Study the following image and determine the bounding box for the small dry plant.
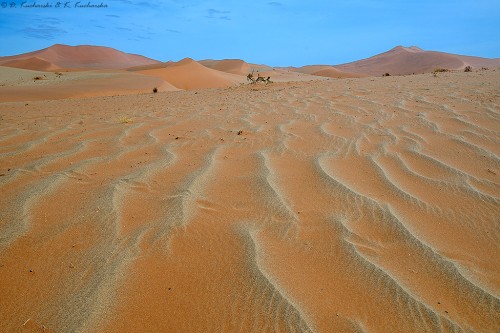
[118,117,133,124]
[247,72,272,84]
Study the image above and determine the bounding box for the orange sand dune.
[134,58,247,90]
[336,45,500,76]
[2,56,61,71]
[197,62,325,83]
[0,66,177,102]
[0,70,499,333]
[199,59,251,75]
[454,54,500,69]
[0,44,160,71]
[126,61,175,72]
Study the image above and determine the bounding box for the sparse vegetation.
[118,117,132,124]
[247,72,272,84]
[257,76,272,84]
[464,66,472,72]
[153,87,158,93]
[433,68,449,73]
[383,73,390,77]
[33,76,43,80]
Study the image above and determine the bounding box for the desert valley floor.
[0,70,499,332]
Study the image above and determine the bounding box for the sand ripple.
[0,71,499,332]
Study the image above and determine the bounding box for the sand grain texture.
[0,70,499,333]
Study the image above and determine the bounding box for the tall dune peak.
[0,44,160,70]
[389,45,424,53]
[176,57,197,65]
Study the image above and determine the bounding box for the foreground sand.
[0,70,499,332]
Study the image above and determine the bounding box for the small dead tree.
[247,73,256,83]
[248,73,272,84]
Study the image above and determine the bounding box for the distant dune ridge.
[199,59,273,75]
[130,57,247,90]
[334,45,500,76]
[0,44,160,70]
[199,59,252,75]
[1,44,499,101]
[286,65,366,78]
[1,43,498,77]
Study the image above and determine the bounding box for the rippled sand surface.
[0,70,499,332]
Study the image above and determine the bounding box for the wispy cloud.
[106,14,121,18]
[33,16,62,25]
[206,8,231,20]
[268,2,282,6]
[136,35,153,40]
[166,28,180,33]
[207,9,230,16]
[20,24,67,40]
[136,1,155,8]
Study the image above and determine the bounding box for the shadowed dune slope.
[0,70,499,333]
[0,44,160,71]
[336,45,500,76]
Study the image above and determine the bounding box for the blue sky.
[0,0,499,66]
